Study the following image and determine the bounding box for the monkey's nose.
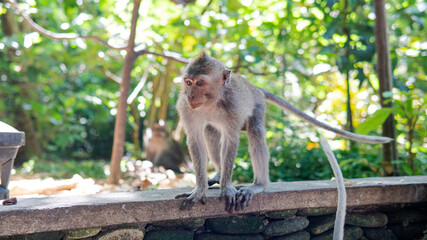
[188,95,195,101]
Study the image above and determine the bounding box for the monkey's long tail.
[320,136,346,240]
[259,88,393,144]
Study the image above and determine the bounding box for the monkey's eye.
[186,81,192,86]
[196,81,204,86]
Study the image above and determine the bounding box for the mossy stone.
[195,233,264,240]
[298,207,336,217]
[0,231,64,240]
[363,228,397,240]
[206,215,265,234]
[263,216,309,237]
[271,231,310,240]
[266,210,298,219]
[311,226,363,240]
[144,230,193,240]
[307,215,335,235]
[345,212,388,227]
[152,219,205,229]
[66,227,102,239]
[94,228,144,240]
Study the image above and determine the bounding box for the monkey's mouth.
[189,102,203,109]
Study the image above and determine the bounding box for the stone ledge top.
[0,176,426,236]
[0,121,25,146]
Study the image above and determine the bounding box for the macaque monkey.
[145,123,185,172]
[175,51,393,213]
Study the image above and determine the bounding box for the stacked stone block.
[1,203,425,240]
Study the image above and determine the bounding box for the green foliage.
[392,89,427,175]
[20,158,107,179]
[355,108,393,135]
[1,0,425,181]
[334,145,383,178]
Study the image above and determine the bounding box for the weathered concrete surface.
[0,176,425,236]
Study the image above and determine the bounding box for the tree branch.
[104,70,122,84]
[169,0,196,6]
[7,0,272,72]
[231,64,275,76]
[201,0,214,15]
[5,0,192,65]
[127,0,140,52]
[5,0,127,50]
[135,47,190,64]
[127,65,151,104]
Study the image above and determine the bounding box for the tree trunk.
[158,61,174,121]
[345,72,354,132]
[343,0,355,149]
[130,102,141,153]
[108,0,141,184]
[147,75,161,125]
[374,0,398,176]
[344,26,354,134]
[1,2,19,35]
[13,99,42,164]
[4,0,186,181]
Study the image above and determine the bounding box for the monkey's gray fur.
[175,50,393,213]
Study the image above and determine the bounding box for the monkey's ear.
[222,69,231,85]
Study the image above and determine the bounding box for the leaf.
[355,108,393,135]
[402,164,413,175]
[382,91,393,98]
[0,6,7,15]
[323,19,339,39]
[356,67,366,88]
[404,97,414,116]
[326,0,336,8]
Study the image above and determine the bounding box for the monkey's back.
[229,73,266,112]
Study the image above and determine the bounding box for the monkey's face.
[181,51,230,110]
[183,74,217,110]
[152,126,167,138]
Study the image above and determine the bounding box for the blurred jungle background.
[0,0,425,196]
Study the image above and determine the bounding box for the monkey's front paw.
[175,188,206,210]
[220,185,238,213]
[235,188,255,211]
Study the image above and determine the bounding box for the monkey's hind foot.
[235,184,264,211]
[235,188,254,211]
[175,188,207,210]
[208,172,221,186]
[219,185,238,213]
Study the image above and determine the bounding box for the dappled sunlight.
[10,160,196,198]
[1,0,425,193]
[9,174,101,197]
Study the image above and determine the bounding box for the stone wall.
[2,203,426,240]
[0,177,426,240]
